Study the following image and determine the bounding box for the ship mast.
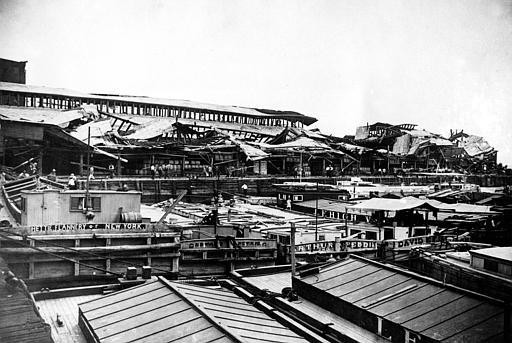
[85,127,91,214]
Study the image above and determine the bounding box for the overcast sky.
[1,0,512,165]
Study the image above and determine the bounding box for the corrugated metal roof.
[349,197,497,215]
[0,105,84,127]
[462,135,494,157]
[348,197,442,212]
[0,105,125,161]
[123,119,175,140]
[294,199,353,212]
[71,119,114,146]
[260,136,332,151]
[439,202,495,214]
[0,81,317,125]
[299,256,505,342]
[79,277,310,343]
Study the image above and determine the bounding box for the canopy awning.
[349,196,498,214]
[348,197,443,212]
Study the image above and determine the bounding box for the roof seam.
[101,307,196,340]
[213,315,284,328]
[165,325,223,343]
[306,262,364,285]
[81,283,166,312]
[377,285,442,317]
[125,314,204,343]
[398,294,467,326]
[92,297,182,328]
[197,299,261,313]
[357,277,417,307]
[440,311,504,342]
[341,273,409,302]
[330,269,394,297]
[418,303,498,336]
[159,277,248,343]
[324,267,382,291]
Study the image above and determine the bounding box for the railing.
[39,176,66,189]
[1,180,24,224]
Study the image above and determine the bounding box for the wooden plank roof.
[37,294,102,343]
[78,277,309,343]
[298,255,506,342]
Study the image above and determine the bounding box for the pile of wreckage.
[347,122,500,174]
[0,103,504,177]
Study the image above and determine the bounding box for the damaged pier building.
[0,68,508,185]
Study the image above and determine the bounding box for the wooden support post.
[291,222,296,277]
[73,261,79,276]
[29,239,35,279]
[79,153,84,176]
[117,154,122,176]
[335,237,341,252]
[29,259,35,279]
[172,256,179,272]
[38,150,43,175]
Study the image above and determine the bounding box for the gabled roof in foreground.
[297,255,505,342]
[78,276,309,343]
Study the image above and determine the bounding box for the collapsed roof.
[0,103,501,175]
